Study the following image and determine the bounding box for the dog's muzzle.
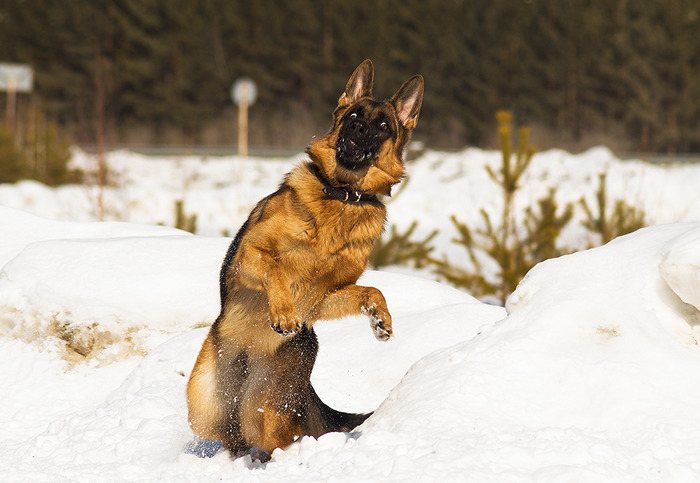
[336,118,378,169]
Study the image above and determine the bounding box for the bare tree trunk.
[94,53,107,220]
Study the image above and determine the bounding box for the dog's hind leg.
[238,327,318,454]
[187,330,249,454]
[187,331,225,440]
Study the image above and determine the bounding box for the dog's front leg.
[311,285,393,341]
[237,246,302,336]
[265,269,303,336]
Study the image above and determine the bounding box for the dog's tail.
[309,385,372,433]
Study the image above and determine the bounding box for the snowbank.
[0,207,228,359]
[2,202,700,480]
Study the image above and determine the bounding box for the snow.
[1,147,700,481]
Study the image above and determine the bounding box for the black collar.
[322,185,378,203]
[309,164,378,203]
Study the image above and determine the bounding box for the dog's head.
[307,60,423,196]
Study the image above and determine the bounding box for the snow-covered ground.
[1,148,700,481]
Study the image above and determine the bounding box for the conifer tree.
[433,111,573,303]
[580,172,645,246]
[1,0,699,150]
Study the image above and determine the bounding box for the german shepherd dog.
[187,60,423,461]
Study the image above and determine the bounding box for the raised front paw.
[270,302,302,337]
[362,303,393,341]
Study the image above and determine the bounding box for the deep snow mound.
[0,206,228,361]
[366,223,700,435]
[659,225,700,313]
[3,209,700,479]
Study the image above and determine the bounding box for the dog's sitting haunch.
[187,60,423,461]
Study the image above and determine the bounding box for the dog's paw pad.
[362,303,393,341]
[270,323,298,337]
[246,447,271,463]
[371,318,392,341]
[367,313,392,341]
[270,314,302,336]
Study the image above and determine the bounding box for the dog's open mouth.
[336,134,377,169]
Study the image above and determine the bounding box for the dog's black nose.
[348,118,369,138]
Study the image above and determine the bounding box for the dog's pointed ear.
[339,59,374,107]
[391,74,424,130]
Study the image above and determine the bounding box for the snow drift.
[2,202,700,480]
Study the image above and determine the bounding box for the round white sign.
[231,77,257,106]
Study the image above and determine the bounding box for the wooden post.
[231,77,256,160]
[1,64,33,130]
[6,77,17,129]
[238,81,248,158]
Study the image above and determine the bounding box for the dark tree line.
[1,0,699,151]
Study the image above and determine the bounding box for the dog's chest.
[282,206,384,281]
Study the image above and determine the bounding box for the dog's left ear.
[339,59,374,107]
[391,75,424,130]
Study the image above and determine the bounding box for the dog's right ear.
[339,59,374,107]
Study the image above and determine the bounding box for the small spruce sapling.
[580,172,645,245]
[369,221,437,270]
[434,111,573,303]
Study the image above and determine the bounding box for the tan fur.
[187,60,423,460]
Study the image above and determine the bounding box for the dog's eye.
[379,121,388,131]
[349,112,358,120]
